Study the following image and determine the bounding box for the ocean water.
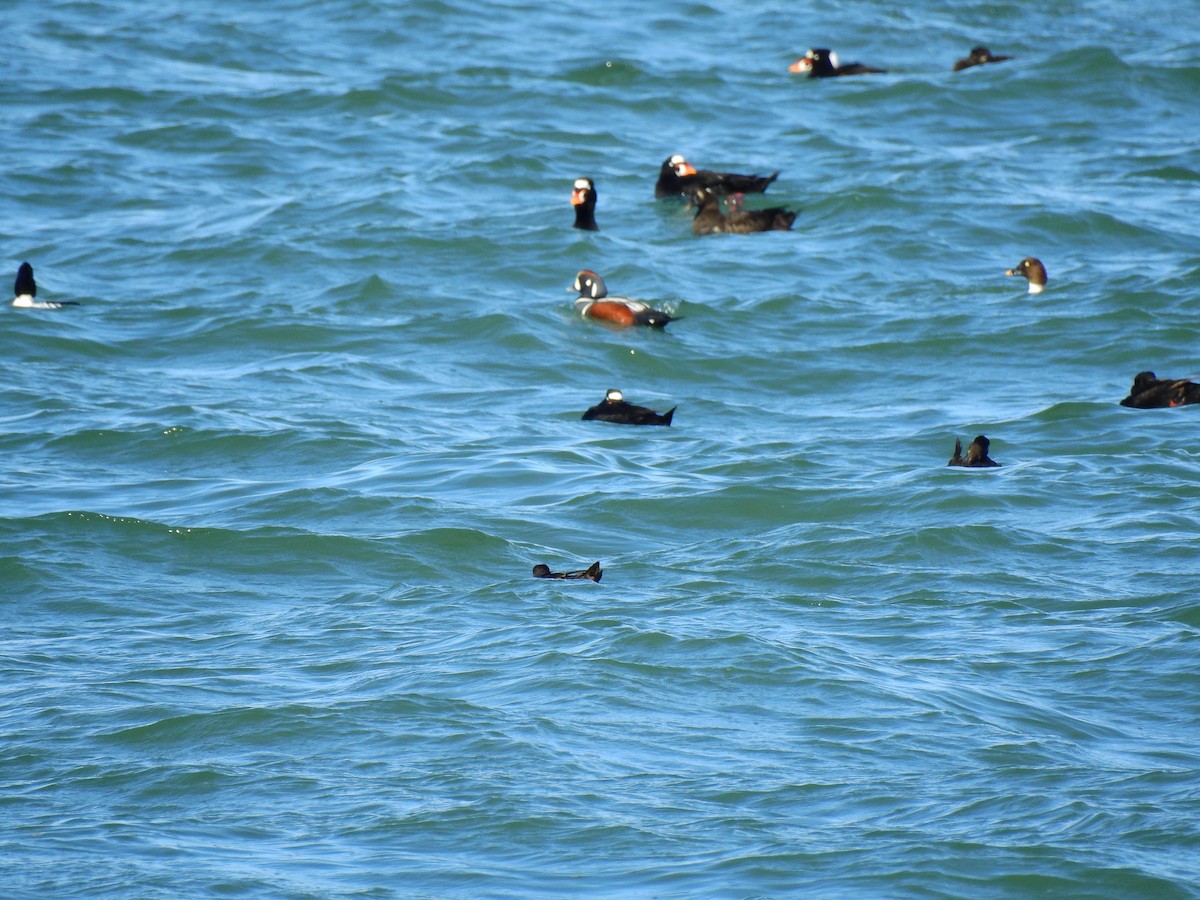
[3,0,1200,896]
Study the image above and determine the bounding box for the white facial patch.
[606,389,623,402]
[574,178,590,190]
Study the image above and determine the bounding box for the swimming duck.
[11,262,80,309]
[569,270,676,328]
[582,388,675,426]
[1005,257,1047,294]
[691,190,797,236]
[533,561,603,582]
[1119,371,1200,409]
[655,154,779,200]
[788,48,886,77]
[953,46,1012,72]
[571,177,599,231]
[948,435,1000,467]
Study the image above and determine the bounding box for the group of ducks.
[8,40,1192,580]
[785,45,1012,78]
[571,156,796,238]
[556,38,1200,491]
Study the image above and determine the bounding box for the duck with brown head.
[1119,371,1200,409]
[533,561,602,582]
[953,46,1012,72]
[948,435,1000,467]
[690,189,797,236]
[1005,257,1047,294]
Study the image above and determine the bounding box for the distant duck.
[948,435,1000,467]
[691,190,797,236]
[1005,257,1047,294]
[569,270,676,328]
[1119,371,1200,409]
[655,154,779,200]
[11,262,80,309]
[953,46,1012,72]
[533,561,603,582]
[788,48,886,77]
[582,388,675,426]
[571,177,599,231]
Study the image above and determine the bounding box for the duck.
[1119,371,1200,409]
[1005,257,1047,294]
[953,46,1012,72]
[788,48,886,77]
[948,435,1000,467]
[571,177,599,231]
[569,270,676,328]
[11,262,80,309]
[655,154,779,200]
[582,388,675,426]
[533,561,603,582]
[691,190,797,236]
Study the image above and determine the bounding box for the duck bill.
[674,162,697,177]
[788,58,812,73]
[571,188,586,206]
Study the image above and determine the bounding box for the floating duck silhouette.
[691,190,796,236]
[655,154,779,200]
[948,435,1000,467]
[953,46,1012,72]
[1119,371,1200,409]
[11,262,80,309]
[569,270,676,328]
[533,561,602,582]
[571,177,598,231]
[582,388,675,426]
[789,48,886,77]
[1005,257,1047,294]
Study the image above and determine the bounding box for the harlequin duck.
[690,190,796,236]
[582,388,675,426]
[788,48,886,77]
[533,561,603,582]
[655,154,779,200]
[953,46,1012,72]
[1005,257,1047,294]
[11,262,80,309]
[1119,371,1200,409]
[948,435,1000,467]
[571,177,598,231]
[569,270,677,328]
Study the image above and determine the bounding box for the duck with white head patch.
[571,177,598,231]
[655,154,780,200]
[788,48,886,77]
[569,270,677,328]
[582,389,675,426]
